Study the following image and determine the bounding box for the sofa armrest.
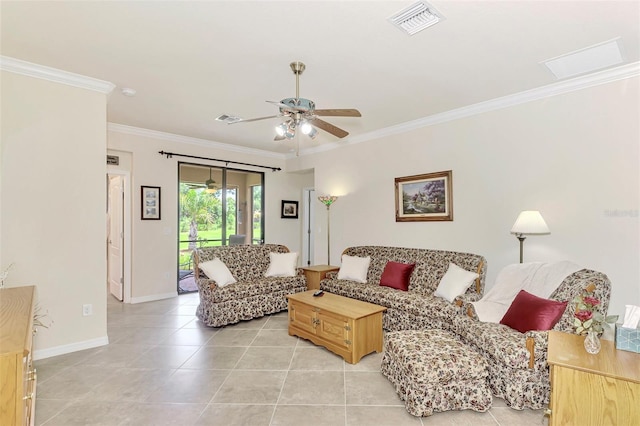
[325,270,339,279]
[455,297,480,320]
[524,330,550,369]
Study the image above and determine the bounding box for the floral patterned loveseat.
[451,270,611,410]
[193,244,307,327]
[319,246,487,331]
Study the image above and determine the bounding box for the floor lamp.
[318,195,338,265]
[510,210,550,263]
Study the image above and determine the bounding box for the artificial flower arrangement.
[573,285,617,335]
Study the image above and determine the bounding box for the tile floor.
[34,293,549,425]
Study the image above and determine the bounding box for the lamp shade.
[511,211,550,235]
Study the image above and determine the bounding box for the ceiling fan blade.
[266,100,293,109]
[231,115,280,124]
[310,118,349,139]
[314,108,361,117]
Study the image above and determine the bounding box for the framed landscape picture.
[281,200,299,219]
[395,170,453,222]
[141,186,161,220]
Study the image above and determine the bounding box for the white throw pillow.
[434,263,480,302]
[199,258,237,288]
[265,252,298,277]
[337,254,371,283]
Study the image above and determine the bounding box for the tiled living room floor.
[34,293,548,425]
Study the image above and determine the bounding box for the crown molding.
[108,123,285,160]
[0,56,115,94]
[332,61,640,150]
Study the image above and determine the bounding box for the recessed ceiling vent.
[388,1,445,36]
[216,114,242,124]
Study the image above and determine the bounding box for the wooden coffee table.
[286,290,386,364]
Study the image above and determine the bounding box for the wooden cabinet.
[287,291,385,364]
[547,330,640,425]
[302,265,340,290]
[0,286,37,426]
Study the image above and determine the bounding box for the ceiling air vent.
[216,114,242,124]
[388,1,445,36]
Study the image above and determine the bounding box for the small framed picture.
[281,200,299,219]
[141,186,161,220]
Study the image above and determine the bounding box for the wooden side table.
[547,330,640,425]
[302,265,339,290]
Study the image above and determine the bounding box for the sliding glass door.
[178,163,264,293]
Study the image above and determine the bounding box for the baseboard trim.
[33,336,109,361]
[130,291,178,304]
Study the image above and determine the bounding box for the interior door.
[107,174,124,301]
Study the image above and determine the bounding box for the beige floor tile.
[34,399,71,426]
[235,346,295,370]
[278,370,345,405]
[290,346,345,371]
[263,316,289,330]
[489,406,548,426]
[146,369,230,404]
[419,409,499,425]
[81,368,174,402]
[252,328,298,347]
[168,304,199,315]
[345,371,402,406]
[129,344,200,369]
[77,343,153,367]
[160,327,217,346]
[112,326,177,345]
[344,351,383,371]
[207,328,259,346]
[271,405,346,426]
[36,365,113,400]
[181,345,248,370]
[346,405,422,426]
[196,404,275,426]
[42,400,137,426]
[212,370,287,404]
[224,316,270,329]
[121,402,207,425]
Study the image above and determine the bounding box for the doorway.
[106,172,131,302]
[177,163,264,293]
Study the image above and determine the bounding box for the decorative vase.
[583,330,601,354]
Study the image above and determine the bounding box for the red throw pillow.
[500,290,568,333]
[379,261,415,291]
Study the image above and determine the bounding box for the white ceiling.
[2,1,639,155]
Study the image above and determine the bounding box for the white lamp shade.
[511,211,550,235]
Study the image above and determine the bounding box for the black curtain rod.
[158,151,281,172]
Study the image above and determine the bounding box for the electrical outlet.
[82,304,93,316]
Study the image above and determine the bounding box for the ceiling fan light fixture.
[307,126,318,140]
[300,121,313,135]
[205,168,217,193]
[388,1,444,36]
[275,122,287,137]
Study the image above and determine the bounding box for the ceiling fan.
[220,61,361,140]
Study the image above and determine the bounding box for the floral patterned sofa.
[193,244,307,327]
[452,269,611,410]
[319,246,487,331]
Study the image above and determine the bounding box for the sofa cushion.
[499,290,567,333]
[265,252,298,277]
[199,258,236,287]
[434,263,480,303]
[379,261,415,291]
[337,254,371,283]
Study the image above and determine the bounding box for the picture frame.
[141,186,161,220]
[395,170,453,222]
[281,200,299,219]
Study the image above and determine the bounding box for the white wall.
[288,76,640,319]
[1,71,109,358]
[107,129,300,301]
[264,168,314,261]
